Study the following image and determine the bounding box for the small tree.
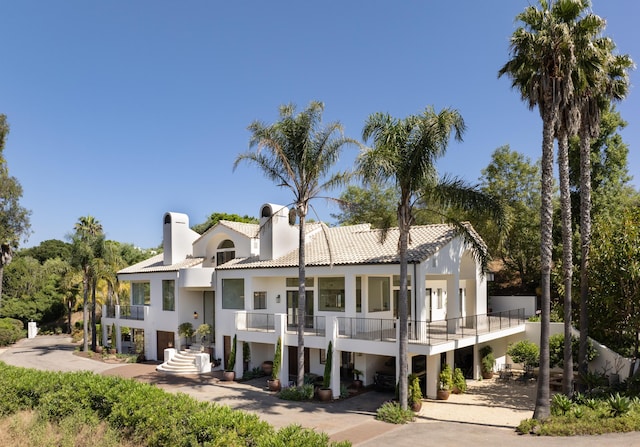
[439,364,453,391]
[453,367,467,393]
[508,340,540,371]
[195,323,211,345]
[408,374,423,407]
[178,322,195,345]
[226,334,237,372]
[479,345,495,377]
[272,337,282,380]
[323,341,333,389]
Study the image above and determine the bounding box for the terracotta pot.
[436,389,450,400]
[452,385,461,394]
[482,371,494,380]
[352,379,363,389]
[222,370,236,382]
[95,346,103,354]
[262,361,273,376]
[109,348,117,355]
[317,388,332,401]
[410,400,423,412]
[267,378,281,392]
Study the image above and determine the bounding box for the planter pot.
[482,371,494,380]
[222,371,236,382]
[317,388,332,402]
[452,385,461,394]
[351,379,363,389]
[267,378,281,392]
[410,400,423,412]
[109,348,117,355]
[95,346,103,354]
[436,389,450,400]
[262,361,273,376]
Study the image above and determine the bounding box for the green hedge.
[0,362,351,446]
[0,318,25,346]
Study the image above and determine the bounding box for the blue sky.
[1,1,638,249]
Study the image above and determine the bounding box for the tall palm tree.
[575,38,633,379]
[359,107,504,410]
[71,215,104,352]
[234,101,355,386]
[499,0,582,420]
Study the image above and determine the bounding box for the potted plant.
[408,374,423,411]
[223,334,237,381]
[243,341,251,373]
[317,341,333,401]
[178,322,195,350]
[267,337,282,391]
[452,367,467,394]
[195,323,211,348]
[352,368,363,389]
[479,345,495,379]
[437,364,452,400]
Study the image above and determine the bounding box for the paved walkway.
[2,335,640,446]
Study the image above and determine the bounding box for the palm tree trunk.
[297,210,306,387]
[91,277,97,351]
[534,106,555,421]
[83,274,89,352]
[397,201,410,410]
[578,127,592,385]
[558,131,574,396]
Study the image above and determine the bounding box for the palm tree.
[575,38,633,379]
[359,107,503,410]
[234,101,355,386]
[499,0,583,420]
[71,215,104,352]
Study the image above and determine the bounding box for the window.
[254,291,267,310]
[162,280,175,311]
[216,239,235,265]
[222,278,244,309]
[392,275,412,287]
[393,275,412,318]
[356,276,362,313]
[131,282,150,306]
[286,277,314,287]
[318,277,345,311]
[368,277,390,312]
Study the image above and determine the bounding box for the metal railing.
[336,308,525,345]
[243,312,275,332]
[105,305,116,318]
[119,305,145,321]
[286,315,326,336]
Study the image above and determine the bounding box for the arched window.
[216,239,235,265]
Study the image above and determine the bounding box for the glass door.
[287,290,314,328]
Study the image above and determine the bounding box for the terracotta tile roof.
[118,253,205,275]
[216,223,468,270]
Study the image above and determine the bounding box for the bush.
[278,384,314,401]
[375,401,414,424]
[549,334,598,369]
[452,367,467,393]
[0,318,25,346]
[507,340,539,369]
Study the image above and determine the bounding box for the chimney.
[163,212,199,265]
[258,203,298,260]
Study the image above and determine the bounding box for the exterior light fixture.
[193,311,199,319]
[276,294,281,303]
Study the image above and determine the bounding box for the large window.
[162,280,175,311]
[393,275,411,318]
[222,278,244,309]
[318,277,345,311]
[286,277,314,287]
[131,282,150,306]
[356,276,362,313]
[254,291,267,310]
[216,239,235,265]
[368,277,390,312]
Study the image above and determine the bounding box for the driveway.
[2,335,640,446]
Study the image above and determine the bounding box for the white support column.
[426,354,439,399]
[329,316,340,399]
[274,313,287,386]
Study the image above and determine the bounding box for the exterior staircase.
[156,346,211,375]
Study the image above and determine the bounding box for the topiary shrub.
[507,340,540,370]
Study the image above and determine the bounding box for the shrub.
[323,341,333,389]
[608,393,632,417]
[452,367,467,393]
[507,340,539,369]
[408,374,423,407]
[227,334,237,371]
[549,334,598,369]
[375,401,414,424]
[439,364,452,390]
[551,393,573,416]
[272,337,282,380]
[479,345,494,374]
[278,384,314,401]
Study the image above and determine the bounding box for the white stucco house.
[103,202,527,399]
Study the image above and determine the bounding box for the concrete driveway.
[2,335,640,446]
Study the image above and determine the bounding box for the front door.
[156,331,174,362]
[288,346,310,379]
[287,290,314,328]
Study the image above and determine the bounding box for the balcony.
[119,305,146,321]
[337,308,525,345]
[236,313,326,337]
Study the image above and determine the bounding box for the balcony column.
[115,325,122,353]
[426,354,439,399]
[329,316,340,399]
[446,274,460,334]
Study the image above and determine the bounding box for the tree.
[358,107,503,410]
[478,145,541,291]
[331,185,398,229]
[0,115,31,307]
[572,37,633,382]
[191,212,258,235]
[70,216,104,352]
[234,101,355,386]
[499,0,583,419]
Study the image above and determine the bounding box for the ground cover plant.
[0,362,350,447]
[517,388,640,436]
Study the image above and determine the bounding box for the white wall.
[490,296,536,317]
